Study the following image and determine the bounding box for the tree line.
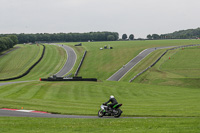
[0,35,18,52]
[1,32,119,44]
[147,27,200,40]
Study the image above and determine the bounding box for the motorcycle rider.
[104,95,118,112]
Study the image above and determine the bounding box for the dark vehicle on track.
[98,103,123,118]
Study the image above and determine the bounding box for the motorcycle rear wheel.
[114,109,122,118]
[98,109,104,117]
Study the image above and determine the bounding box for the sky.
[1,0,200,38]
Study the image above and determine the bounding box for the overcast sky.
[1,0,200,38]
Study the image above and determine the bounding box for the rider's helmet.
[110,95,114,99]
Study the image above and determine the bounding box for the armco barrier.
[74,51,87,77]
[0,44,45,81]
[40,77,97,82]
[129,44,200,82]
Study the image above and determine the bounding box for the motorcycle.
[98,103,123,118]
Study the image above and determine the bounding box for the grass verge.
[0,117,200,133]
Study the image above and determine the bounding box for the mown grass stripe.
[18,83,43,99]
[15,44,66,81]
[31,84,49,99]
[0,85,24,98]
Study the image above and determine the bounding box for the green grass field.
[121,49,166,81]
[0,44,43,79]
[135,46,200,88]
[14,44,67,81]
[1,117,199,133]
[0,81,200,117]
[160,47,200,77]
[62,40,200,81]
[1,40,200,132]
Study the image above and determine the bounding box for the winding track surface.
[0,81,35,86]
[0,109,193,119]
[0,109,99,118]
[0,47,20,58]
[107,46,175,81]
[53,44,77,77]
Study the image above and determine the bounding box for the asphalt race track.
[0,81,34,86]
[54,44,77,77]
[107,46,175,81]
[0,109,98,118]
[0,109,160,119]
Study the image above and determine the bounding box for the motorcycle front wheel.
[98,109,104,117]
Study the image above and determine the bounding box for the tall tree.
[8,35,18,45]
[129,34,134,40]
[0,38,7,51]
[152,34,160,39]
[122,34,127,40]
[0,35,18,52]
[147,34,152,40]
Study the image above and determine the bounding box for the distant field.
[134,46,200,88]
[0,44,42,80]
[63,40,200,81]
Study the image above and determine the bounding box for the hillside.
[163,27,200,39]
[0,44,43,80]
[134,46,200,88]
[64,40,200,81]
[1,40,200,132]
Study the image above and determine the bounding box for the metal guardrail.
[129,44,200,82]
[74,51,87,77]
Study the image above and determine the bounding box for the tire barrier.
[40,77,97,82]
[0,44,45,81]
[129,44,200,82]
[74,51,87,77]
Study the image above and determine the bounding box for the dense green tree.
[129,34,134,40]
[0,35,18,52]
[107,35,115,41]
[147,34,152,39]
[0,38,7,51]
[1,32,119,44]
[122,34,127,40]
[152,34,160,39]
[8,35,18,45]
[149,27,200,39]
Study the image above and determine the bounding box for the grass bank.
[0,44,42,80]
[15,44,67,81]
[134,46,200,88]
